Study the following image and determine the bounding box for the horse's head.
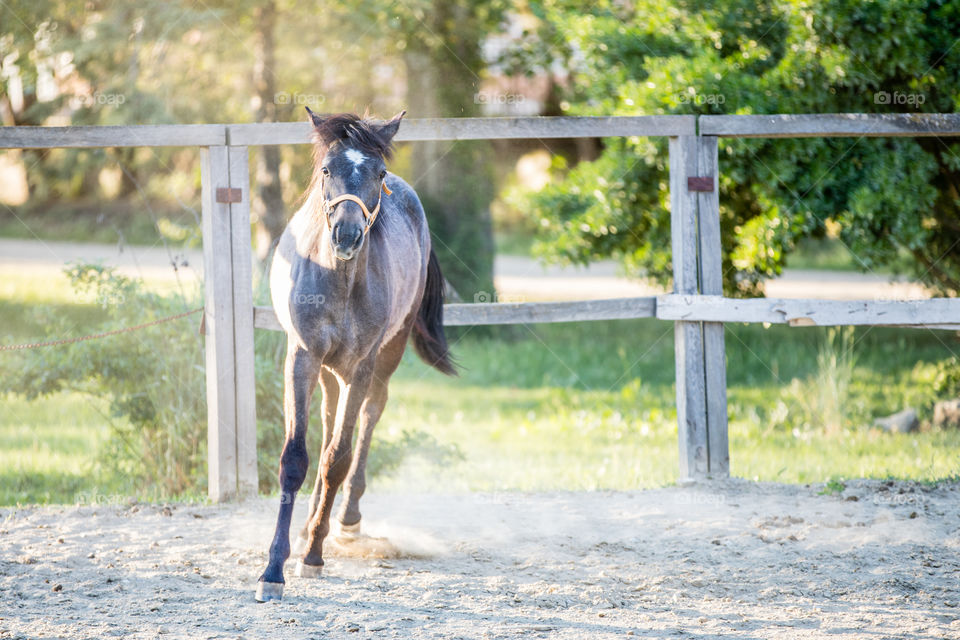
[306,108,405,261]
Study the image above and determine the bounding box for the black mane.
[311,113,396,161]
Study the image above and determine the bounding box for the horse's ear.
[378,110,406,142]
[305,106,325,129]
[306,106,336,146]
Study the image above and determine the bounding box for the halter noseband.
[320,173,392,234]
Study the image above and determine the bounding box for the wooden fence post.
[201,146,239,501]
[696,135,729,476]
[669,135,709,480]
[228,146,259,497]
[200,144,258,501]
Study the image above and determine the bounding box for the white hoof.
[338,520,362,540]
[294,559,323,578]
[255,581,284,602]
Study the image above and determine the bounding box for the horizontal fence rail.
[657,294,960,330]
[255,295,960,331]
[227,115,696,146]
[700,113,960,138]
[253,297,658,331]
[0,124,227,148]
[0,116,695,150]
[4,114,959,149]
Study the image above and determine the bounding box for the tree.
[335,0,508,299]
[250,0,285,260]
[513,0,960,296]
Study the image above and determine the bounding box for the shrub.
[0,262,460,498]
[0,263,207,495]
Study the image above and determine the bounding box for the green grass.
[0,265,197,341]
[2,267,959,504]
[368,320,960,494]
[0,391,132,504]
[0,199,199,246]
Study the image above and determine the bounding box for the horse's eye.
[321,166,330,176]
[379,169,387,180]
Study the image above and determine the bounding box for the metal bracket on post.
[216,187,243,203]
[687,176,714,192]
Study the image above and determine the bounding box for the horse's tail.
[412,249,458,376]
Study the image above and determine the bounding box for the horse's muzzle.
[332,222,364,260]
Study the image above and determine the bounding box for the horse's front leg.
[295,367,340,553]
[297,358,375,575]
[255,344,322,602]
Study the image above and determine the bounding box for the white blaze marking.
[344,149,366,170]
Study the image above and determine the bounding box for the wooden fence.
[3,113,960,501]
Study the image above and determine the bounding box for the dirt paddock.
[2,479,959,639]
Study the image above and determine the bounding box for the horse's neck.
[319,235,368,293]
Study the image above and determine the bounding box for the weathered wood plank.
[0,124,226,149]
[670,136,700,296]
[4,114,959,150]
[253,297,657,332]
[201,146,239,502]
[228,116,696,146]
[696,137,723,296]
[669,135,709,481]
[700,113,960,138]
[673,321,709,480]
[227,146,258,499]
[657,295,960,328]
[443,297,657,325]
[253,306,283,332]
[696,135,729,476]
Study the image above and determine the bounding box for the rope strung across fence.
[0,307,204,352]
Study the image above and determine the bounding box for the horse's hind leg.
[255,344,321,602]
[336,376,388,536]
[337,334,407,535]
[295,367,340,552]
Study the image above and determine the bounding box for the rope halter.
[320,173,393,235]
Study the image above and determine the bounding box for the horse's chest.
[288,289,386,352]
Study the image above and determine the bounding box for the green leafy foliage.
[512,0,960,295]
[0,263,207,494]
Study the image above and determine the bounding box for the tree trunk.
[252,0,286,261]
[403,46,495,301]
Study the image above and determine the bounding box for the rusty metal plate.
[216,187,242,203]
[687,177,714,192]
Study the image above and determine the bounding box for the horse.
[256,108,457,602]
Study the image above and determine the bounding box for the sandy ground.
[2,479,959,639]
[0,239,931,302]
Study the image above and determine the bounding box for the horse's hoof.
[338,520,362,540]
[255,580,284,602]
[294,559,323,578]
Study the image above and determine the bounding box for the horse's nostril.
[350,228,363,248]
